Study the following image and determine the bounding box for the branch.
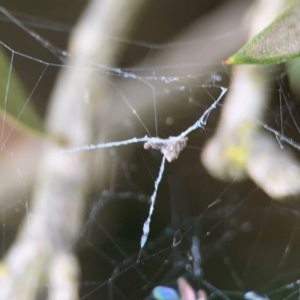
[201,0,300,199]
[0,0,148,299]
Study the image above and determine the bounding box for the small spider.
[144,137,188,162]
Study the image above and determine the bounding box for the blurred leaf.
[0,47,44,133]
[286,57,300,95]
[225,0,300,64]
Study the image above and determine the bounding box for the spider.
[144,137,188,162]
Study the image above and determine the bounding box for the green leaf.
[225,0,300,64]
[286,57,300,95]
[0,47,44,133]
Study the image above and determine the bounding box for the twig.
[0,0,148,299]
[201,0,300,199]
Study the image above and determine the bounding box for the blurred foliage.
[286,57,300,95]
[0,47,43,133]
[225,0,300,64]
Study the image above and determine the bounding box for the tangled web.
[1,2,300,300]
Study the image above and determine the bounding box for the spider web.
[1,2,300,300]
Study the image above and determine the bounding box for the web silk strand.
[140,155,166,249]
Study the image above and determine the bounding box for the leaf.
[224,0,300,64]
[286,57,300,95]
[0,47,44,133]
